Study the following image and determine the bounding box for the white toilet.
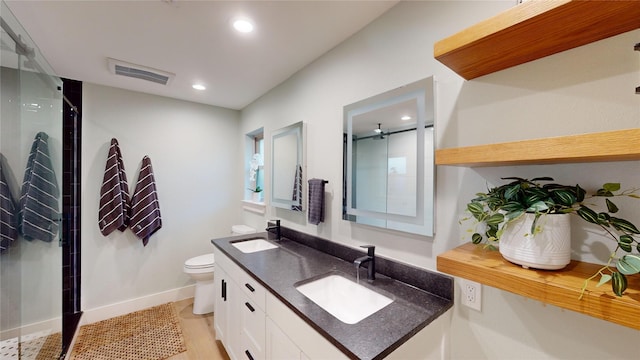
[183,225,256,315]
[183,253,216,314]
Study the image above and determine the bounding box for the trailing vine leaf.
[504,209,525,222]
[471,233,483,244]
[624,254,640,268]
[611,272,627,297]
[527,201,549,212]
[617,254,640,275]
[619,235,634,244]
[616,257,640,275]
[530,176,554,182]
[605,199,619,213]
[610,217,640,234]
[596,274,612,287]
[485,213,504,226]
[504,184,520,201]
[575,184,586,202]
[551,189,576,207]
[603,183,621,192]
[467,202,485,220]
[618,242,632,253]
[596,188,614,197]
[597,212,611,226]
[501,202,525,213]
[577,206,598,224]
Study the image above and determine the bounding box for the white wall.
[81,84,241,311]
[241,1,640,359]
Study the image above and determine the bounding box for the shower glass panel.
[1,1,63,357]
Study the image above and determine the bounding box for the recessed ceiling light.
[233,19,254,33]
[192,84,206,91]
[401,115,412,121]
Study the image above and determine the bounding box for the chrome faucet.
[265,219,281,241]
[354,245,376,281]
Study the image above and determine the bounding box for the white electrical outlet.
[460,279,482,311]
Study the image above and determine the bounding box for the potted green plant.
[463,177,640,297]
[248,185,263,202]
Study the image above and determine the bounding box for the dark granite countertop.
[211,229,453,360]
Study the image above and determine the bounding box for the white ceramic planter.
[499,213,571,270]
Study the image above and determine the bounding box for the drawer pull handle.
[245,302,255,312]
[222,280,227,301]
[245,350,254,360]
[245,283,255,292]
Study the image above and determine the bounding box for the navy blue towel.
[130,156,162,246]
[308,178,326,225]
[18,132,60,242]
[0,158,18,252]
[98,138,130,236]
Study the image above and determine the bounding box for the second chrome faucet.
[354,245,376,281]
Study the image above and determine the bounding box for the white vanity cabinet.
[213,246,450,360]
[214,248,267,360]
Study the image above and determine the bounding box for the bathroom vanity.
[211,228,453,360]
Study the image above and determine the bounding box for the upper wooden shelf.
[434,0,640,80]
[435,128,640,167]
[437,243,640,330]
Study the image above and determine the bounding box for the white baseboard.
[79,284,195,326]
[0,317,62,341]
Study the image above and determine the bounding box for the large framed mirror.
[271,121,305,211]
[343,77,434,236]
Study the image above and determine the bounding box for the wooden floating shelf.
[434,0,640,80]
[437,243,640,331]
[435,128,640,167]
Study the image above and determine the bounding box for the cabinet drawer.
[241,299,266,360]
[214,249,267,311]
[236,268,267,311]
[266,317,303,360]
[214,248,239,278]
[266,292,347,360]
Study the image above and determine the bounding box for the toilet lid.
[185,254,215,269]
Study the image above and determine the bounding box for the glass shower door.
[1,2,63,358]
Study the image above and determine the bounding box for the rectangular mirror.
[343,77,434,236]
[271,121,305,211]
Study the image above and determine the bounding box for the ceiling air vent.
[107,58,174,85]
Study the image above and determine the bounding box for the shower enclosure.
[1,2,81,358]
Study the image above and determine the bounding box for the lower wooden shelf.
[437,243,640,330]
[435,128,640,167]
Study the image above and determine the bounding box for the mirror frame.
[342,77,435,236]
[271,121,305,211]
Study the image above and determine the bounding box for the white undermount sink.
[231,239,278,253]
[295,274,393,324]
